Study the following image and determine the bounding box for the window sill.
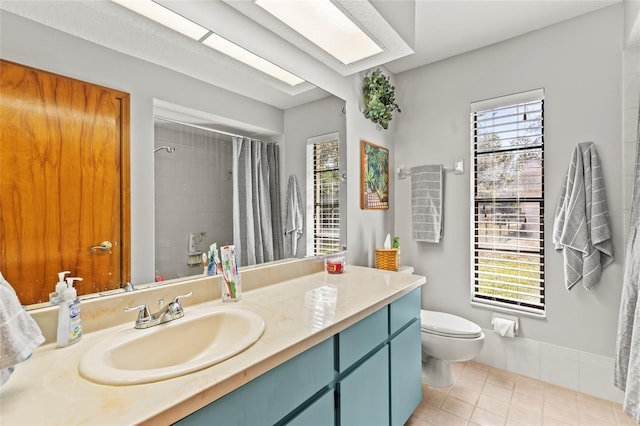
[470,300,546,319]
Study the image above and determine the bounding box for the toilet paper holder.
[491,313,519,337]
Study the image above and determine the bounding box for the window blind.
[306,138,340,256]
[471,90,545,314]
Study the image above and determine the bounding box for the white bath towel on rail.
[411,164,443,243]
[552,142,613,291]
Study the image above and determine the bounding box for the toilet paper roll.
[492,317,516,337]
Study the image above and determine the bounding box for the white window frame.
[470,89,546,317]
[306,132,341,257]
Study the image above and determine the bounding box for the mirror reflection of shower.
[154,145,176,154]
[154,118,234,280]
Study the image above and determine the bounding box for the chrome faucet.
[124,291,192,329]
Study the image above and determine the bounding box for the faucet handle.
[124,304,152,326]
[166,292,192,317]
[172,291,193,307]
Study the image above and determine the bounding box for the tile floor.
[406,361,637,426]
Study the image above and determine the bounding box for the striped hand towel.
[552,142,614,290]
[411,164,443,243]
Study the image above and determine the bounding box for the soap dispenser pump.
[49,270,70,305]
[56,277,83,348]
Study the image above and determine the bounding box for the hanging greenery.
[362,69,401,130]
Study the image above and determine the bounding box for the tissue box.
[375,248,399,271]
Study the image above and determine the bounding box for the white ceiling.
[0,0,624,110]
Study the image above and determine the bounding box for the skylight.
[112,0,208,40]
[255,0,383,65]
[112,0,305,86]
[202,34,304,86]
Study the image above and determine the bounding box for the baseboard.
[474,328,625,404]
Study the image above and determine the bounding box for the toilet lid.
[420,310,483,338]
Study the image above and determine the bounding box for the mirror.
[152,96,347,282]
[0,18,346,309]
[1,6,347,310]
[8,92,346,309]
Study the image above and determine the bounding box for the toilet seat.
[420,310,483,339]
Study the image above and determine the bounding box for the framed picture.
[360,140,389,210]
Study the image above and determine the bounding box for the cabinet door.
[339,347,389,426]
[285,390,334,426]
[390,320,422,425]
[389,288,421,335]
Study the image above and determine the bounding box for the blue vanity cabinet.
[175,337,334,426]
[174,288,422,426]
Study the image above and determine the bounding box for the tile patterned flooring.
[406,361,637,426]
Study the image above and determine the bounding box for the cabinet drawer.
[389,288,421,335]
[337,307,387,372]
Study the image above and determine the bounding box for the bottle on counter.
[49,270,70,305]
[56,277,83,348]
[393,237,400,267]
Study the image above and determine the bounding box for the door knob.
[90,241,113,252]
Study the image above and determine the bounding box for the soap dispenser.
[56,277,83,348]
[49,271,70,305]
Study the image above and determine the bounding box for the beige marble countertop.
[0,264,425,425]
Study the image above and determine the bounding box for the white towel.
[411,164,444,243]
[552,142,614,291]
[0,272,45,385]
[284,175,304,256]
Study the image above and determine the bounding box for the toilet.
[395,265,485,388]
[420,310,485,388]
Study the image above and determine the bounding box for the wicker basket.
[375,248,399,271]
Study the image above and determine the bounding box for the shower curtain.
[232,136,284,267]
[614,97,640,422]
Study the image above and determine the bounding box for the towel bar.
[396,159,464,179]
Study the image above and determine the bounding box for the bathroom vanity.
[0,259,425,425]
[177,287,422,425]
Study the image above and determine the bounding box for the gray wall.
[344,71,397,267]
[283,96,347,258]
[393,5,624,357]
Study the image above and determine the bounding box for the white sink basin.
[79,306,265,385]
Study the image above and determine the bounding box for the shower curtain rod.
[153,115,271,142]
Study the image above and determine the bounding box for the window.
[471,89,545,315]
[306,133,341,256]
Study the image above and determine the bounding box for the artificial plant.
[362,68,401,130]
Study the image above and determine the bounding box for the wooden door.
[0,60,130,305]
